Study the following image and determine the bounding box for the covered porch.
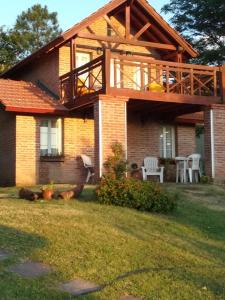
[91,96,205,182]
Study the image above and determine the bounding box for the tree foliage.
[162,0,225,65]
[0,4,62,73]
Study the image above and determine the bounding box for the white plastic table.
[175,156,188,183]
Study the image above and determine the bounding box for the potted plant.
[41,181,54,200]
[130,163,142,180]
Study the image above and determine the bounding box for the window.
[160,126,175,158]
[40,119,62,156]
[107,24,116,37]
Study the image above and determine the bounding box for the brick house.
[0,0,224,186]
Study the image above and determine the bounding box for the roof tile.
[0,79,67,114]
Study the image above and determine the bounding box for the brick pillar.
[204,105,225,182]
[15,115,39,186]
[94,95,128,179]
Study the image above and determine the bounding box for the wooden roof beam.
[103,15,124,39]
[132,22,151,40]
[125,3,131,39]
[77,32,177,51]
[132,5,173,45]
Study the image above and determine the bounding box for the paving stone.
[120,296,141,300]
[58,279,101,296]
[0,194,11,199]
[0,249,11,260]
[9,261,52,278]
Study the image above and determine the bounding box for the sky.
[0,0,169,31]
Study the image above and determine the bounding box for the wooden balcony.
[59,50,224,110]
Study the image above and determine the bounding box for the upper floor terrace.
[60,49,225,112]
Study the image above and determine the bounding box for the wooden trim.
[108,87,220,105]
[104,49,111,94]
[125,4,131,39]
[132,5,172,45]
[132,22,151,40]
[70,38,76,71]
[4,106,68,115]
[220,65,225,103]
[77,32,177,51]
[137,0,198,57]
[175,117,204,125]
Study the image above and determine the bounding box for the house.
[0,0,225,186]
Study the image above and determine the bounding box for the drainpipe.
[210,109,215,179]
[99,100,103,178]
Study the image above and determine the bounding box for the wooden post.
[70,38,76,101]
[125,4,130,39]
[176,52,183,94]
[220,65,225,103]
[104,49,111,94]
[70,38,76,71]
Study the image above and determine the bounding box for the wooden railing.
[109,52,221,98]
[60,55,104,104]
[59,50,223,105]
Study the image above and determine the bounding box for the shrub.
[200,175,210,184]
[103,142,128,179]
[95,176,177,213]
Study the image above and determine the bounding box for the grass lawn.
[0,184,225,299]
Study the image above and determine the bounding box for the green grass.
[0,184,225,299]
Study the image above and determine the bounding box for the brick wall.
[127,112,196,168]
[15,51,60,95]
[127,112,160,167]
[176,125,196,156]
[0,111,16,186]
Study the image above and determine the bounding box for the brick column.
[204,105,225,182]
[15,115,39,186]
[94,95,128,179]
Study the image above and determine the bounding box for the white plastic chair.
[141,157,164,183]
[187,154,201,183]
[80,154,95,183]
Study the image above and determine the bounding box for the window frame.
[160,125,176,159]
[40,118,63,157]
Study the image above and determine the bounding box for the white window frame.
[40,119,62,156]
[160,126,175,159]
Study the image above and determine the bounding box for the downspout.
[210,109,215,179]
[125,101,128,161]
[99,100,103,178]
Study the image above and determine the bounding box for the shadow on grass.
[0,225,101,300]
[0,225,47,256]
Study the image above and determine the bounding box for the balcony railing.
[59,50,223,105]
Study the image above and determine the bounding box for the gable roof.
[2,0,198,77]
[0,79,67,114]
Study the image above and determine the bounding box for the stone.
[0,194,11,199]
[58,278,101,296]
[0,249,11,260]
[9,261,52,278]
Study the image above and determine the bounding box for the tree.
[0,4,62,73]
[161,0,225,65]
[0,27,17,73]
